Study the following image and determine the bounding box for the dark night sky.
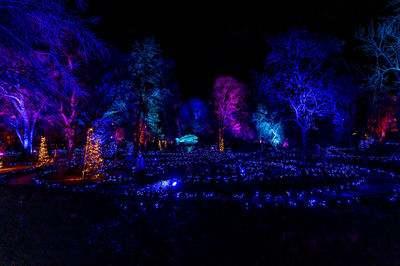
[86,2,387,100]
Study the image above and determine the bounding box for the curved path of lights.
[24,150,400,211]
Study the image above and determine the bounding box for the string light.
[37,136,50,167]
[219,137,224,152]
[83,128,103,179]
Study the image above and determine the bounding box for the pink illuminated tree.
[212,76,249,151]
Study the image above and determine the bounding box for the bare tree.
[255,29,342,157]
[356,1,400,138]
[0,0,106,154]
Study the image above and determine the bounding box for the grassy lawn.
[0,184,400,265]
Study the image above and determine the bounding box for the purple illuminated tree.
[0,0,105,154]
[255,29,342,157]
[57,72,117,160]
[0,48,47,153]
[212,76,248,152]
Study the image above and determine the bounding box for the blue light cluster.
[25,148,400,213]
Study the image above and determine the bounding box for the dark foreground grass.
[0,185,400,265]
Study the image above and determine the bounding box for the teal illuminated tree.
[116,38,174,147]
[252,105,284,148]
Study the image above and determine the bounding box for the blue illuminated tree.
[178,98,210,135]
[332,73,362,147]
[0,75,46,154]
[255,29,342,157]
[0,0,106,154]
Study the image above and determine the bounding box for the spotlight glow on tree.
[83,128,103,179]
[115,38,173,148]
[212,76,248,152]
[0,0,106,154]
[255,29,341,157]
[356,1,400,138]
[252,105,284,148]
[37,136,50,167]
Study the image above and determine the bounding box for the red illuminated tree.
[356,0,400,140]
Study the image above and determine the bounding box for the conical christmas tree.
[83,128,103,179]
[37,136,50,166]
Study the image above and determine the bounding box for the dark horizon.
[87,2,385,100]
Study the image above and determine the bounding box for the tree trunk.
[19,115,33,154]
[22,135,31,153]
[135,97,145,151]
[67,141,75,162]
[372,105,380,144]
[348,107,353,149]
[301,127,307,164]
[66,122,77,162]
[348,126,352,149]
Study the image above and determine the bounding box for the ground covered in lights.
[1,149,400,265]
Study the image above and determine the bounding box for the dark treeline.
[0,0,399,159]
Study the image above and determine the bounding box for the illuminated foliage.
[146,88,166,139]
[356,1,400,138]
[212,76,249,151]
[356,1,400,101]
[255,29,342,154]
[0,0,106,154]
[116,38,173,145]
[83,128,103,179]
[366,94,399,141]
[252,105,284,147]
[0,86,45,153]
